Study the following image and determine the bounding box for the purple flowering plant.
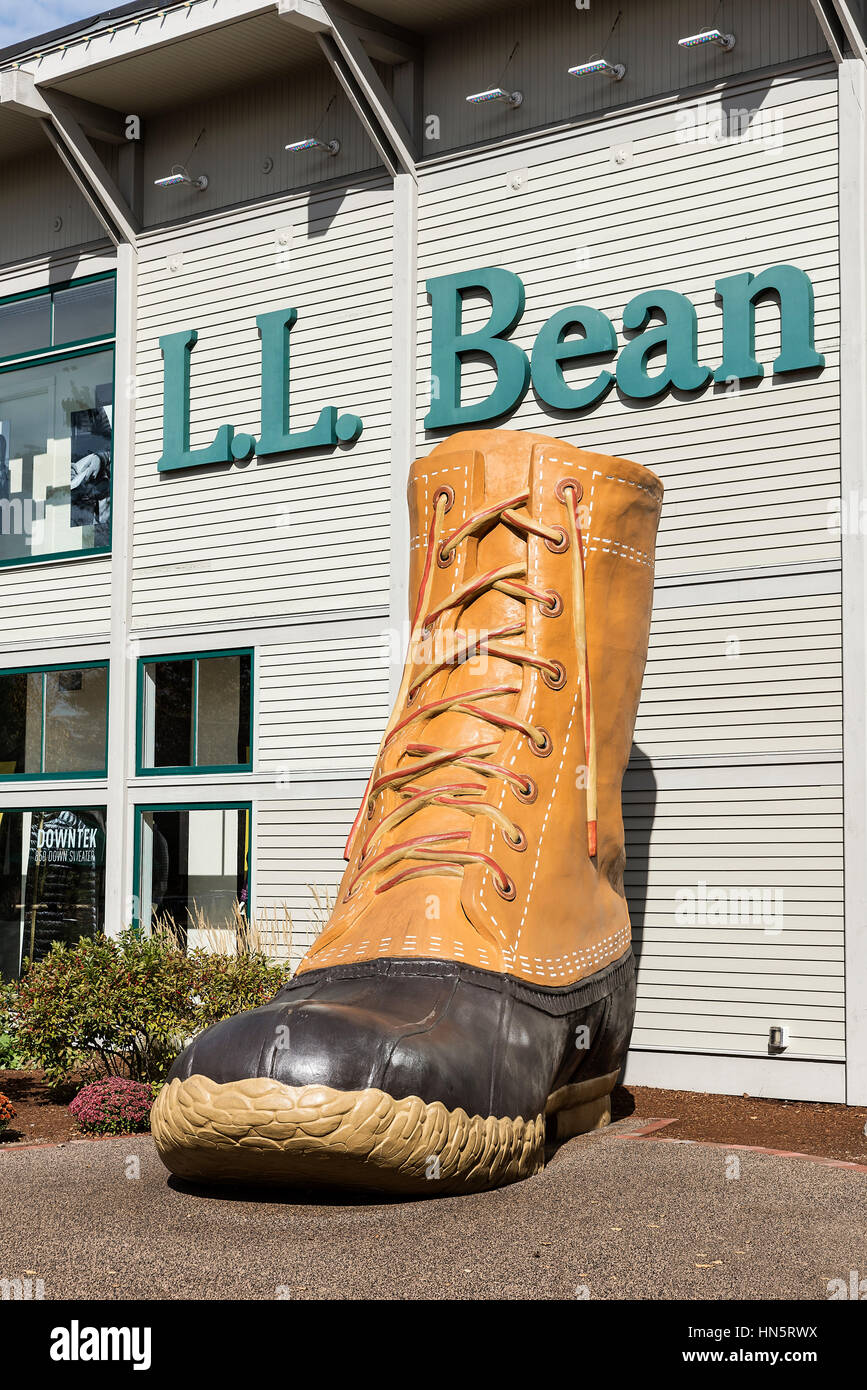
[69,1078,155,1136]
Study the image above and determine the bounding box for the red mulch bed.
[613,1085,867,1164]
[0,1070,83,1145]
[3,1070,867,1163]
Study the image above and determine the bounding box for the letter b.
[424,267,530,429]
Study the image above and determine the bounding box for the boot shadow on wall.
[623,742,657,979]
[608,744,657,1123]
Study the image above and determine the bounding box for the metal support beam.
[279,0,417,177]
[322,0,416,173]
[833,0,867,63]
[388,170,417,702]
[117,139,145,224]
[810,0,847,61]
[49,92,130,144]
[839,57,867,1103]
[0,70,139,244]
[278,0,420,64]
[809,0,867,63]
[314,33,398,177]
[39,87,140,244]
[105,241,139,942]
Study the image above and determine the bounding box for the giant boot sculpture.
[152,429,663,1194]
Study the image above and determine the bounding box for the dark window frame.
[0,660,109,781]
[0,272,116,570]
[135,648,254,776]
[131,800,253,935]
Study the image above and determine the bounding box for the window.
[135,804,251,945]
[0,806,106,981]
[0,275,115,567]
[0,663,108,778]
[137,650,252,774]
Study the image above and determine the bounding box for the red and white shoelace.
[343,480,597,903]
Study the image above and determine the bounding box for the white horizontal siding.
[258,631,391,776]
[625,768,844,1059]
[131,185,393,628]
[636,591,843,758]
[0,558,113,650]
[255,799,354,967]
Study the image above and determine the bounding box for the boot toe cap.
[168,995,404,1095]
[165,964,565,1120]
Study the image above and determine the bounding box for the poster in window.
[0,419,10,504]
[23,808,106,966]
[70,383,112,547]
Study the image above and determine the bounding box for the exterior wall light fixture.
[678,28,736,51]
[466,88,523,108]
[154,165,208,190]
[568,58,626,81]
[285,138,341,155]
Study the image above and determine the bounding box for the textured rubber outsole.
[151,1075,547,1195]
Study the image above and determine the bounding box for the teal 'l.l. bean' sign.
[157,264,823,470]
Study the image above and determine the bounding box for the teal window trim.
[0,659,110,782]
[131,799,253,933]
[0,341,116,571]
[135,647,254,777]
[0,271,116,366]
[0,333,115,372]
[0,341,115,378]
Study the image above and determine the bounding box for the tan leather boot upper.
[299,429,663,989]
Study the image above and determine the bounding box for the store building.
[0,0,864,1104]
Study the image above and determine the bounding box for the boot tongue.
[422,516,527,749]
[394,447,533,841]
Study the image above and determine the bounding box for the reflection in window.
[0,297,51,360]
[140,652,252,771]
[0,807,106,981]
[0,665,108,777]
[138,806,250,945]
[0,349,114,564]
[51,279,114,348]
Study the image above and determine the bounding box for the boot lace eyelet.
[542,659,567,691]
[437,543,455,569]
[366,798,375,821]
[529,728,553,757]
[540,589,563,618]
[494,873,516,901]
[433,484,455,514]
[512,776,538,804]
[544,526,569,554]
[503,826,527,852]
[555,477,583,504]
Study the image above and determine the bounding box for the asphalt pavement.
[1,1114,864,1300]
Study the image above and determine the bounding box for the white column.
[839,58,867,1103]
[389,169,418,700]
[104,239,138,936]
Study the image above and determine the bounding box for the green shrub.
[0,981,29,1070]
[15,928,289,1088]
